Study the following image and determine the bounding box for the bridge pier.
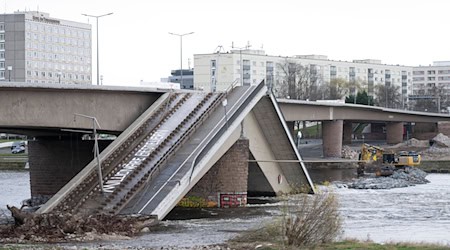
[28,136,111,205]
[183,138,249,208]
[343,121,353,145]
[322,120,343,158]
[386,122,403,144]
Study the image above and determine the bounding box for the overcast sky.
[5,0,450,86]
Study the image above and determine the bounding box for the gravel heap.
[343,168,429,189]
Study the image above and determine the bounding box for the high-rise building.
[0,11,92,84]
[194,49,413,104]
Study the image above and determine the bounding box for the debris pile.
[420,133,450,160]
[344,168,429,189]
[0,208,157,243]
[430,133,450,147]
[390,138,430,148]
[341,146,358,160]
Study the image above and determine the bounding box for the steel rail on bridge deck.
[137,83,253,215]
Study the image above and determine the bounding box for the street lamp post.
[232,43,250,86]
[169,32,194,87]
[7,66,12,82]
[57,72,62,84]
[74,113,104,193]
[82,12,113,85]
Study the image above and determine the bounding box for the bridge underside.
[35,83,314,220]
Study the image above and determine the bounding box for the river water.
[1,171,449,247]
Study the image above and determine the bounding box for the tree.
[410,83,448,112]
[316,78,363,100]
[412,99,438,112]
[275,61,322,101]
[345,90,373,105]
[374,84,401,108]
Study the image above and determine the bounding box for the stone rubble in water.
[342,168,429,189]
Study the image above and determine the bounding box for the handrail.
[190,81,266,176]
[136,82,265,214]
[224,79,240,95]
[108,93,223,213]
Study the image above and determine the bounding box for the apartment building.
[194,49,413,101]
[412,62,450,96]
[0,11,91,84]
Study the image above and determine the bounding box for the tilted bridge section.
[37,82,314,219]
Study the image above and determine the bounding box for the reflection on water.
[308,167,357,183]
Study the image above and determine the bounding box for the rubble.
[389,138,430,148]
[0,210,157,243]
[344,168,429,189]
[430,133,450,147]
[341,146,358,160]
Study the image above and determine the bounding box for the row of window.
[24,79,90,84]
[26,22,90,39]
[26,51,90,64]
[26,70,91,81]
[26,32,90,48]
[413,70,450,75]
[26,60,91,72]
[233,60,411,77]
[413,76,450,81]
[26,43,90,57]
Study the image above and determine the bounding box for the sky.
[4,0,450,86]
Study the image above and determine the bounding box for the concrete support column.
[184,138,249,208]
[386,122,404,144]
[322,120,343,158]
[342,121,353,145]
[28,136,111,205]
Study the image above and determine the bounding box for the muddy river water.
[1,171,449,248]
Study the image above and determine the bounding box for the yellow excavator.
[358,143,421,176]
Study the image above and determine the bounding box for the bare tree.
[374,84,401,108]
[320,78,363,100]
[410,83,448,112]
[275,61,322,101]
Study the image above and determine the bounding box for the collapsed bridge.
[1,82,314,220]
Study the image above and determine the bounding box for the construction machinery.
[358,143,421,176]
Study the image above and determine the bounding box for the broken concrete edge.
[269,91,316,194]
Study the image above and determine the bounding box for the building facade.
[412,62,450,96]
[410,62,450,112]
[0,11,91,84]
[194,50,413,103]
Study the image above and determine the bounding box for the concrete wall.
[186,138,249,207]
[0,86,162,135]
[28,136,111,205]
